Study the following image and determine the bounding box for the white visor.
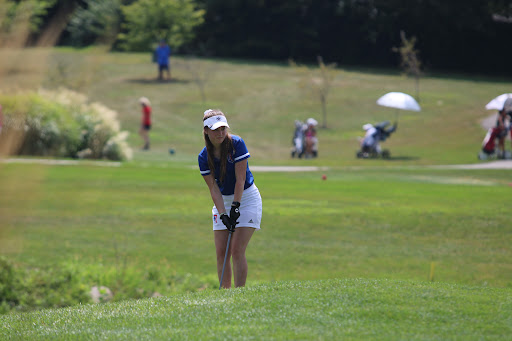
[204,115,229,130]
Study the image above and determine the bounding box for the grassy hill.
[2,47,510,165]
[2,278,511,340]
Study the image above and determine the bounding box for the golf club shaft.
[219,231,232,290]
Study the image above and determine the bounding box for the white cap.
[363,123,373,130]
[139,97,150,106]
[306,118,318,126]
[204,115,229,130]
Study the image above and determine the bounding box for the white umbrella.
[485,93,512,111]
[376,92,421,112]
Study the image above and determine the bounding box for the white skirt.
[211,184,262,230]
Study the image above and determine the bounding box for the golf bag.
[357,121,397,159]
[291,120,306,158]
[291,118,319,158]
[478,127,510,160]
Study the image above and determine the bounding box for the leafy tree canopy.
[67,0,122,46]
[118,0,205,51]
[0,0,57,33]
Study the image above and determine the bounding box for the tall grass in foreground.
[1,278,511,340]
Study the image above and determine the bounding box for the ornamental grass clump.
[0,88,132,161]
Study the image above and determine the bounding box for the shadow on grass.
[125,78,189,85]
[385,155,420,161]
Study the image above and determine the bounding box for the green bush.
[0,89,132,161]
[0,257,18,314]
[20,95,82,157]
[0,257,90,314]
[0,256,217,314]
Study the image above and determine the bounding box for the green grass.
[1,48,512,339]
[2,279,511,340]
[1,162,511,289]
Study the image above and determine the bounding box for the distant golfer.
[139,97,151,150]
[155,39,171,81]
[198,109,262,289]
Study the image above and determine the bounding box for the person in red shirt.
[139,97,152,150]
[496,108,507,158]
[304,118,318,158]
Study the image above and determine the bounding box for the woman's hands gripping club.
[220,201,240,232]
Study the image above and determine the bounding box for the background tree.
[66,0,122,47]
[189,0,512,76]
[4,0,512,75]
[487,0,512,18]
[290,56,338,129]
[393,31,422,101]
[0,0,57,47]
[118,0,205,52]
[179,57,216,104]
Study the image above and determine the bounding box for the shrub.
[0,257,217,314]
[20,94,82,157]
[0,257,91,313]
[0,257,18,314]
[0,88,132,161]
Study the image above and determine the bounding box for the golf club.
[219,222,237,290]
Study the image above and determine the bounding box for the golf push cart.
[356,120,397,159]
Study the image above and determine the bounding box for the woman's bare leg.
[214,227,255,288]
[230,227,255,287]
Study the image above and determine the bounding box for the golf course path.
[2,158,512,170]
[1,158,121,167]
[251,166,329,172]
[252,161,512,171]
[430,160,512,169]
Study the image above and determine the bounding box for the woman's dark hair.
[203,110,233,183]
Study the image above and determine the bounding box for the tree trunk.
[321,94,327,128]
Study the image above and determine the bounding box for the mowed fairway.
[1,48,512,339]
[1,161,510,287]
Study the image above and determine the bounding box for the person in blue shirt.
[155,39,171,81]
[199,109,262,288]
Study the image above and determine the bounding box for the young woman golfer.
[198,109,262,289]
